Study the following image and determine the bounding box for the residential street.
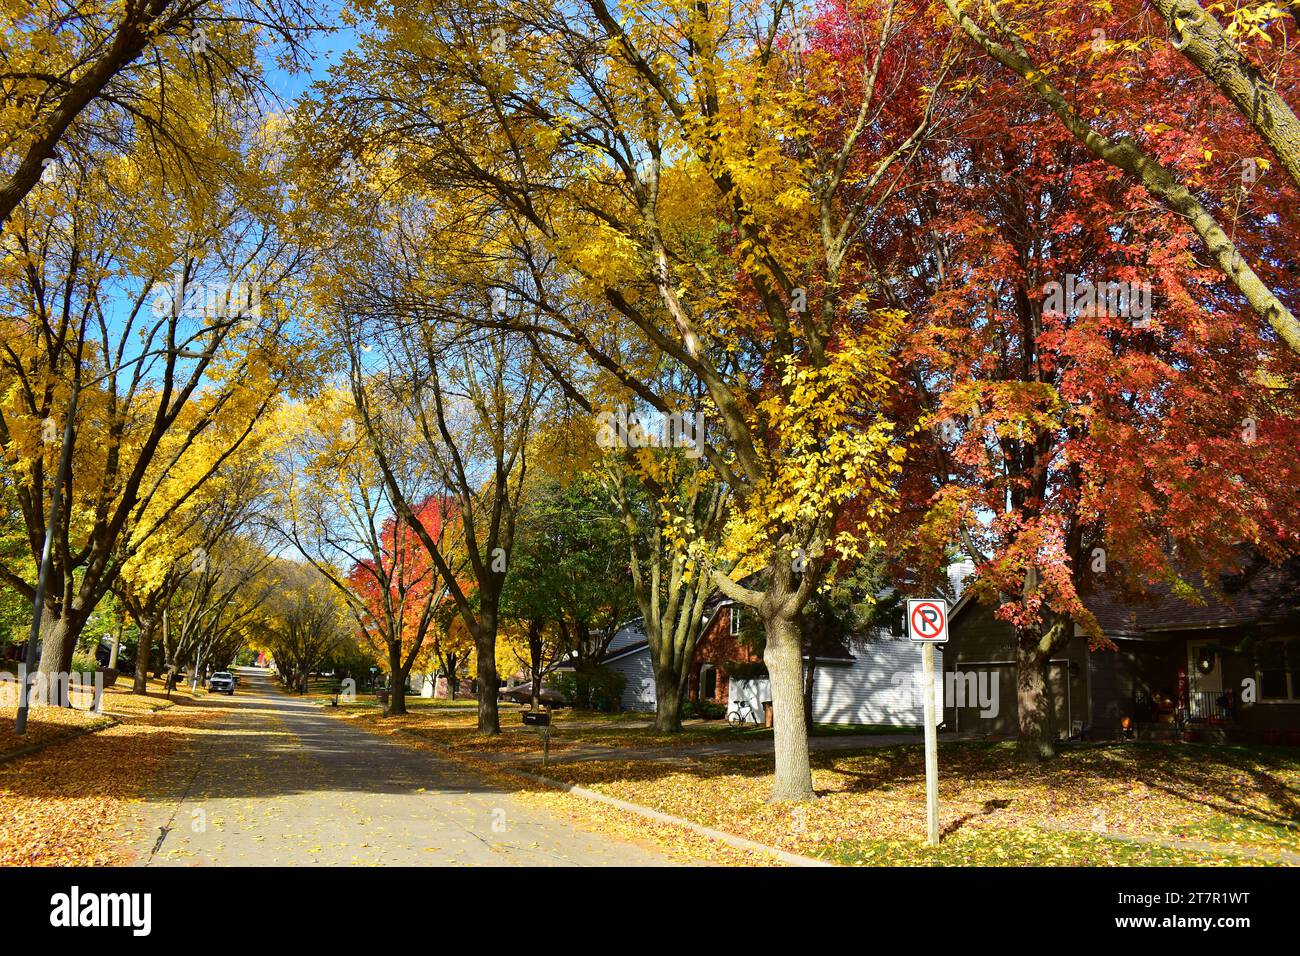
[119,669,683,866]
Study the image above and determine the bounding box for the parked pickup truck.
[208,671,235,695]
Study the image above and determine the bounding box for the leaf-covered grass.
[331,702,919,758]
[819,827,1256,866]
[0,677,223,865]
[0,705,114,757]
[522,741,1300,866]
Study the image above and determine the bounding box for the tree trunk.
[387,645,407,715]
[653,668,682,732]
[447,655,457,699]
[803,652,817,733]
[133,614,156,694]
[108,611,122,670]
[475,610,500,734]
[763,609,815,802]
[527,619,543,711]
[34,613,75,707]
[574,667,593,709]
[1015,629,1057,761]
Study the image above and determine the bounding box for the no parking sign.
[906,596,948,847]
[907,598,949,644]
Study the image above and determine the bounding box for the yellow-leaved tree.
[0,57,308,698]
[319,0,942,798]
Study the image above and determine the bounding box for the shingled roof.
[1081,553,1300,634]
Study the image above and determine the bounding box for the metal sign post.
[907,598,949,847]
[921,642,940,847]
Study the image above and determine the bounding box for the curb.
[505,765,835,867]
[0,716,120,766]
[397,727,833,867]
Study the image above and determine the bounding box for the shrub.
[588,666,626,712]
[681,699,726,720]
[556,665,627,711]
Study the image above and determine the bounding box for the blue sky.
[263,1,364,106]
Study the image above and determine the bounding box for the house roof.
[1081,555,1300,633]
[949,551,1300,636]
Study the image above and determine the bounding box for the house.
[600,618,660,712]
[942,554,1300,743]
[599,567,973,727]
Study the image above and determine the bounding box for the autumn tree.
[851,5,1300,757]
[164,533,278,688]
[0,0,319,229]
[319,0,945,798]
[939,0,1300,354]
[259,561,349,694]
[115,418,280,692]
[276,391,450,716]
[425,609,475,700]
[0,106,304,701]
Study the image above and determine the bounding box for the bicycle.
[728,698,761,726]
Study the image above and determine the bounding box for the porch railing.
[1186,689,1235,723]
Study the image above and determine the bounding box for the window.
[1256,639,1300,702]
[730,607,742,636]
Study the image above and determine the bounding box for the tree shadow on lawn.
[822,741,1300,835]
[535,739,1300,840]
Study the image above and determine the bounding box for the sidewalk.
[472,729,982,767]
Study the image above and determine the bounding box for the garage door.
[949,661,1073,736]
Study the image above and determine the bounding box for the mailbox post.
[522,709,552,766]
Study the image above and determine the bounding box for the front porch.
[1130,633,1300,744]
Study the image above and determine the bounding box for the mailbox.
[521,710,551,727]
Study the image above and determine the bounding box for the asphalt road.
[122,668,682,867]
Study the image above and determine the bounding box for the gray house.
[942,554,1300,742]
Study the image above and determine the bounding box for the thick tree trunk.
[133,614,156,694]
[388,645,407,716]
[764,610,815,802]
[653,669,682,732]
[34,613,76,707]
[1015,629,1057,761]
[475,610,500,734]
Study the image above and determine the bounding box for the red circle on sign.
[911,602,945,639]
